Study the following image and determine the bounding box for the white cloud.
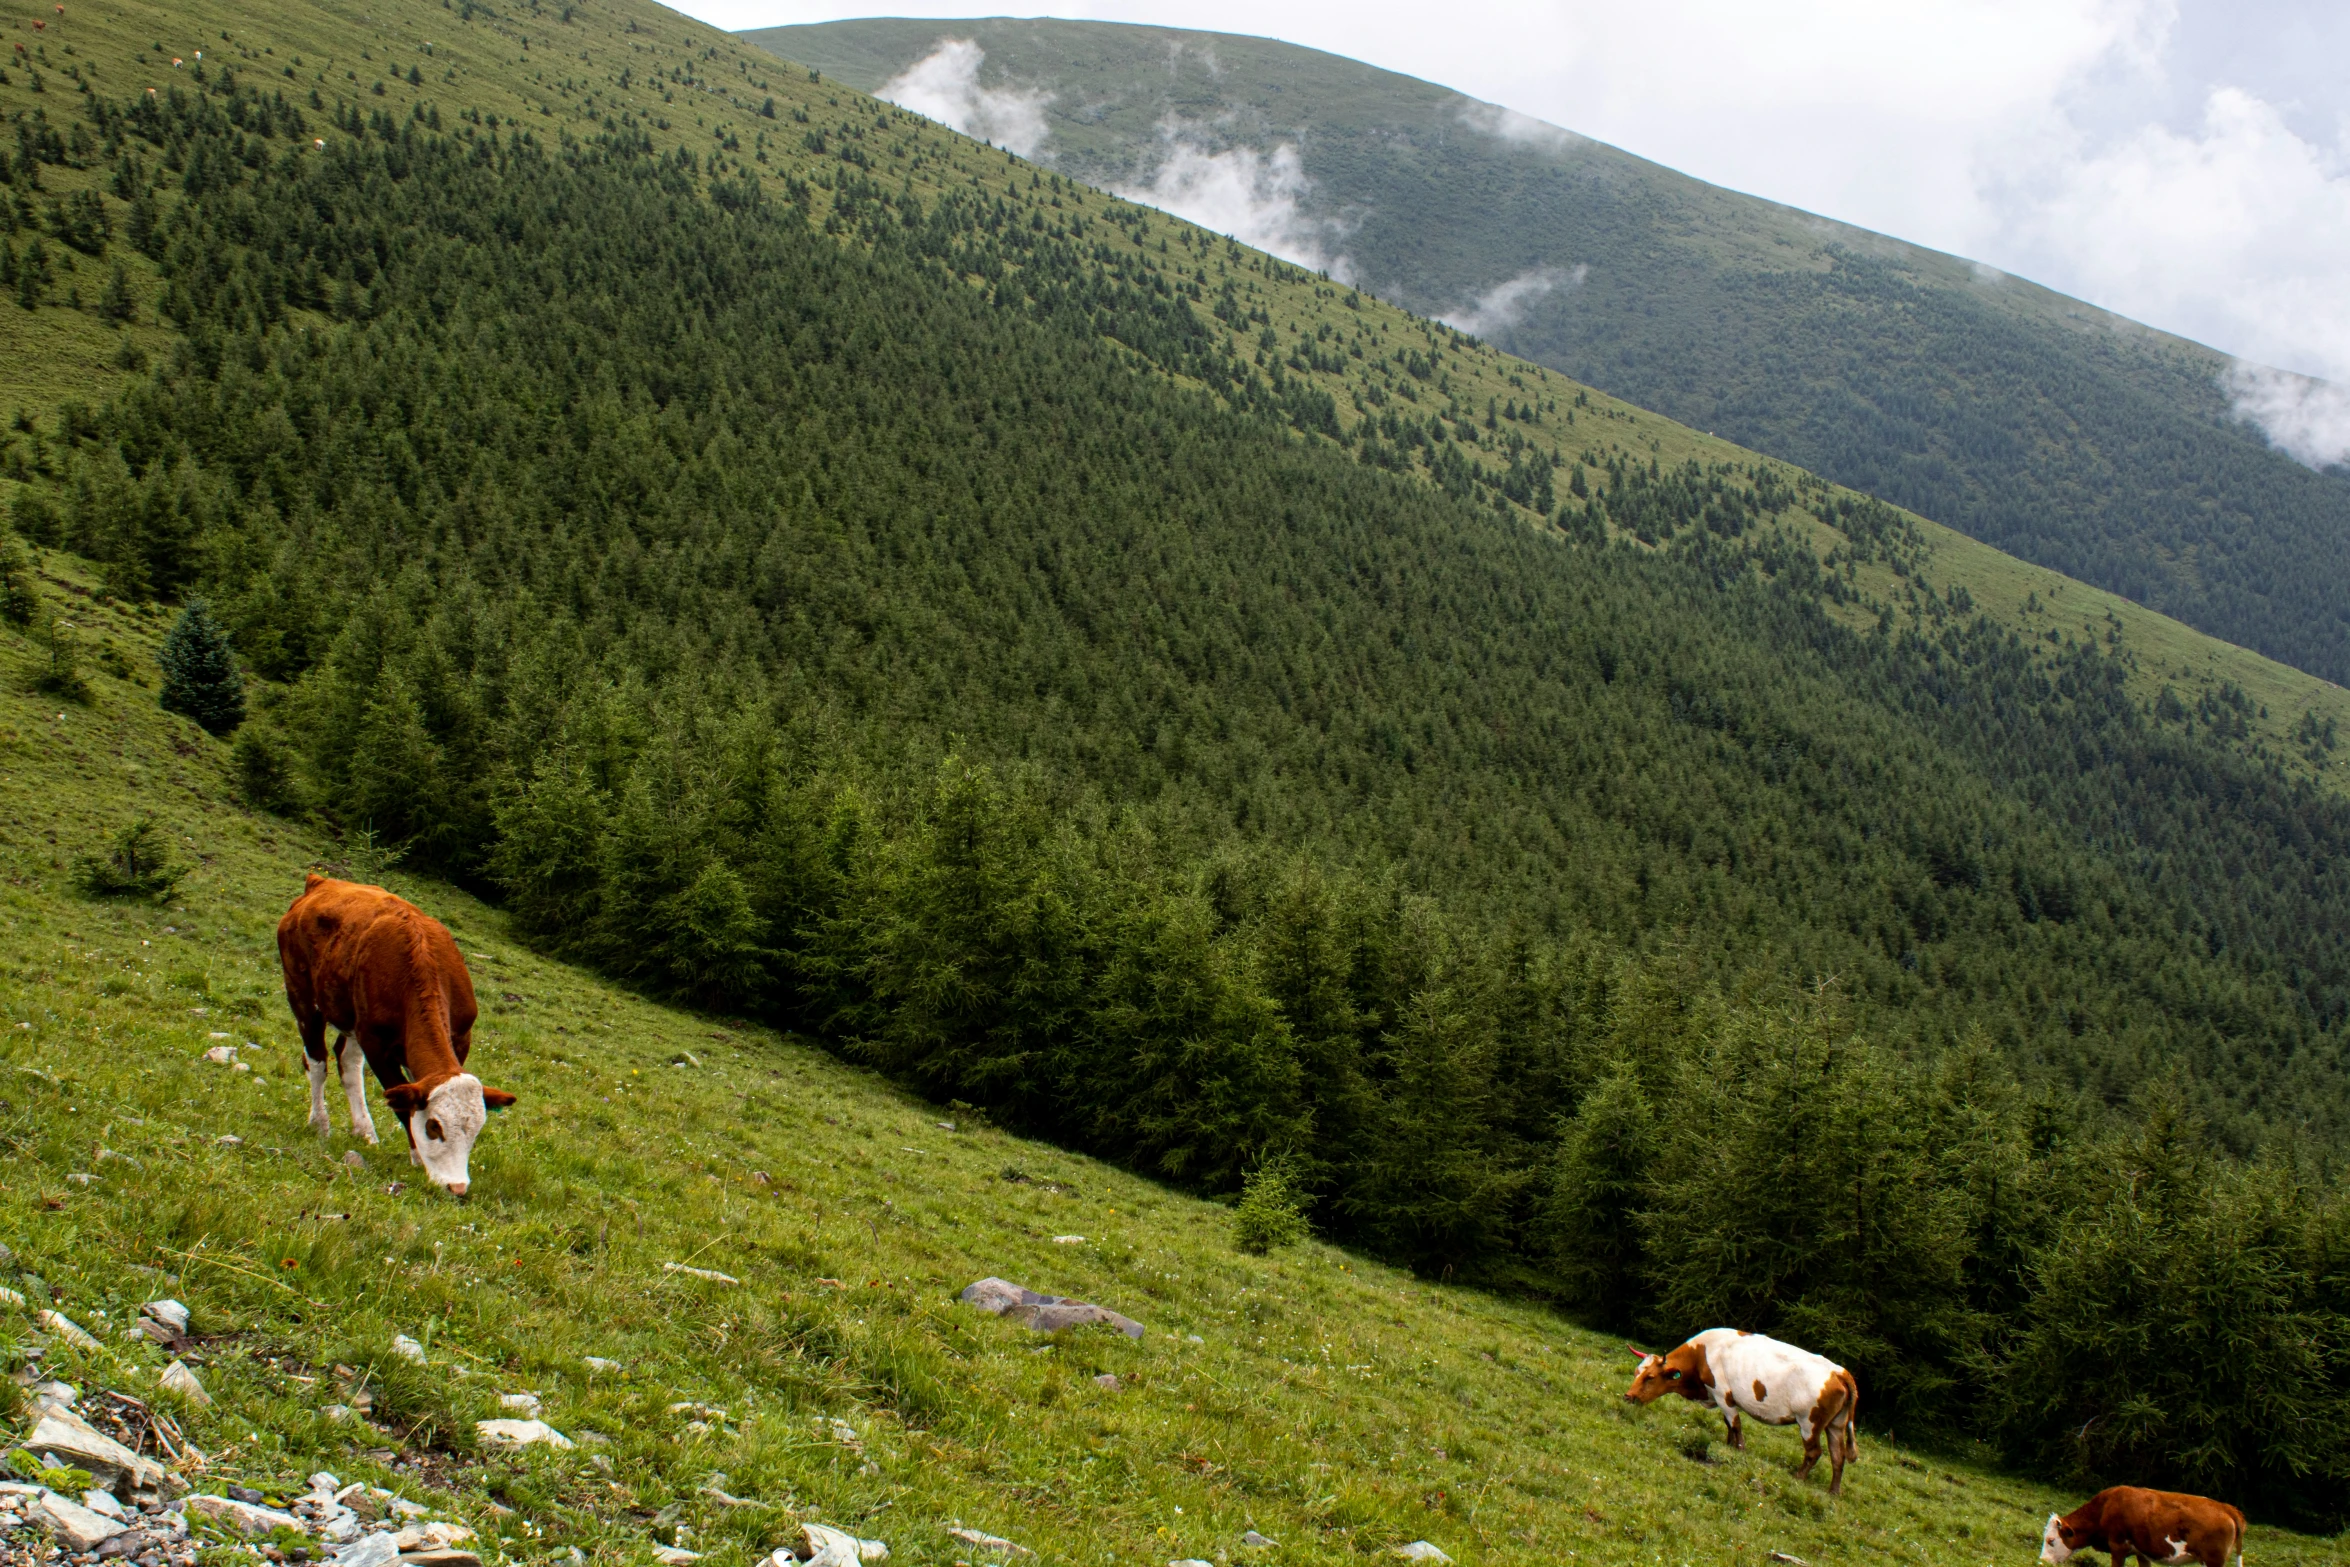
[2226,363,2350,471]
[876,40,1055,160]
[1114,126,1356,279]
[1457,100,1580,153]
[1439,265,1586,340]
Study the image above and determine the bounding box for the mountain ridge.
[744,16,2350,687]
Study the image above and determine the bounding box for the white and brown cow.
[1624,1328,1860,1495]
[2042,1486,2246,1567]
[278,874,514,1195]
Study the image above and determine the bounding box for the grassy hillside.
[3,581,2345,1567]
[8,0,2350,1508]
[745,18,2350,691]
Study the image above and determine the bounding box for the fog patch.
[1458,99,1580,153]
[1971,259,2007,286]
[1440,265,1587,340]
[1116,124,1354,280]
[878,39,1053,159]
[2225,362,2350,472]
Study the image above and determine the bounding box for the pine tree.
[157,597,245,735]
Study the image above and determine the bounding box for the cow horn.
[1625,1343,1652,1359]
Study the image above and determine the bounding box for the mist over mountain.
[744,17,2350,688]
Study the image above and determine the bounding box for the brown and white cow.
[277,874,514,1195]
[1624,1328,1861,1495]
[2041,1487,2246,1567]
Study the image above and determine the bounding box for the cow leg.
[1797,1426,1821,1483]
[1723,1406,1743,1449]
[297,1007,332,1136]
[306,1051,331,1136]
[338,1035,379,1145]
[1827,1427,1846,1497]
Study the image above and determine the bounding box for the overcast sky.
[685,0,2350,435]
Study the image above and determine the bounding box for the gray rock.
[81,1490,127,1521]
[24,1409,166,1495]
[581,1357,624,1375]
[36,1310,99,1350]
[390,1334,426,1364]
[957,1278,1144,1338]
[332,1533,405,1567]
[34,1491,129,1551]
[474,1419,572,1450]
[943,1528,1029,1556]
[1393,1545,1451,1564]
[496,1393,540,1417]
[184,1495,305,1537]
[398,1552,483,1567]
[156,1362,208,1409]
[1092,1374,1121,1391]
[1169,1560,1214,1567]
[139,1302,189,1337]
[1241,1532,1278,1549]
[93,1529,150,1559]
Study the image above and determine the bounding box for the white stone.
[1394,1545,1452,1564]
[583,1356,624,1374]
[799,1524,866,1567]
[185,1494,305,1537]
[391,1522,473,1551]
[0,1286,23,1307]
[652,1549,701,1566]
[498,1392,541,1417]
[661,1263,740,1285]
[944,1528,1029,1555]
[33,1491,126,1550]
[215,1135,242,1147]
[1241,1532,1278,1549]
[390,1334,426,1363]
[475,1419,573,1450]
[36,1309,99,1350]
[1051,1235,1085,1244]
[24,1408,165,1493]
[331,1532,404,1567]
[1170,1560,1214,1567]
[203,1046,236,1065]
[158,1359,210,1407]
[79,1490,126,1521]
[321,1512,361,1544]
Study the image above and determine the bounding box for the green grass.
[4,560,2347,1567]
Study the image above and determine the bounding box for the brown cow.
[277,875,514,1195]
[2041,1486,2246,1567]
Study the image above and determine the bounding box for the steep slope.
[5,599,2344,1567]
[744,18,2350,688]
[7,0,2350,1500]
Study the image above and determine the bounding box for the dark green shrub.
[157,596,244,735]
[0,534,35,626]
[232,725,302,814]
[1233,1151,1311,1255]
[73,817,189,900]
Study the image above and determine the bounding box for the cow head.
[2041,1516,2080,1564]
[1623,1341,1710,1403]
[384,1074,516,1196]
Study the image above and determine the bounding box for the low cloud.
[1115,125,1355,280]
[877,40,1053,160]
[1457,99,1580,153]
[1439,265,1586,340]
[2224,362,2350,472]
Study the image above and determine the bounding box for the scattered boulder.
[140,1300,190,1336]
[475,1418,573,1450]
[33,1490,128,1551]
[391,1334,427,1364]
[944,1527,1029,1556]
[652,1550,702,1567]
[1393,1545,1451,1564]
[37,1309,100,1350]
[662,1263,741,1285]
[779,1523,886,1567]
[582,1356,624,1374]
[1051,1236,1085,1245]
[1092,1374,1121,1391]
[79,1489,127,1520]
[331,1532,404,1567]
[186,1493,306,1536]
[25,1406,167,1495]
[498,1392,542,1416]
[958,1278,1143,1339]
[158,1359,210,1407]
[1241,1532,1278,1548]
[203,1046,237,1065]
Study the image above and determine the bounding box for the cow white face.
[2041,1516,2075,1564]
[410,1073,489,1196]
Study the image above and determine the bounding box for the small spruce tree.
[1233,1151,1311,1255]
[157,597,245,736]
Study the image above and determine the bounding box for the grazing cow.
[2042,1487,2246,1567]
[1624,1328,1860,1495]
[277,874,514,1195]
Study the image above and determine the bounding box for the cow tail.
[1839,1371,1860,1462]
